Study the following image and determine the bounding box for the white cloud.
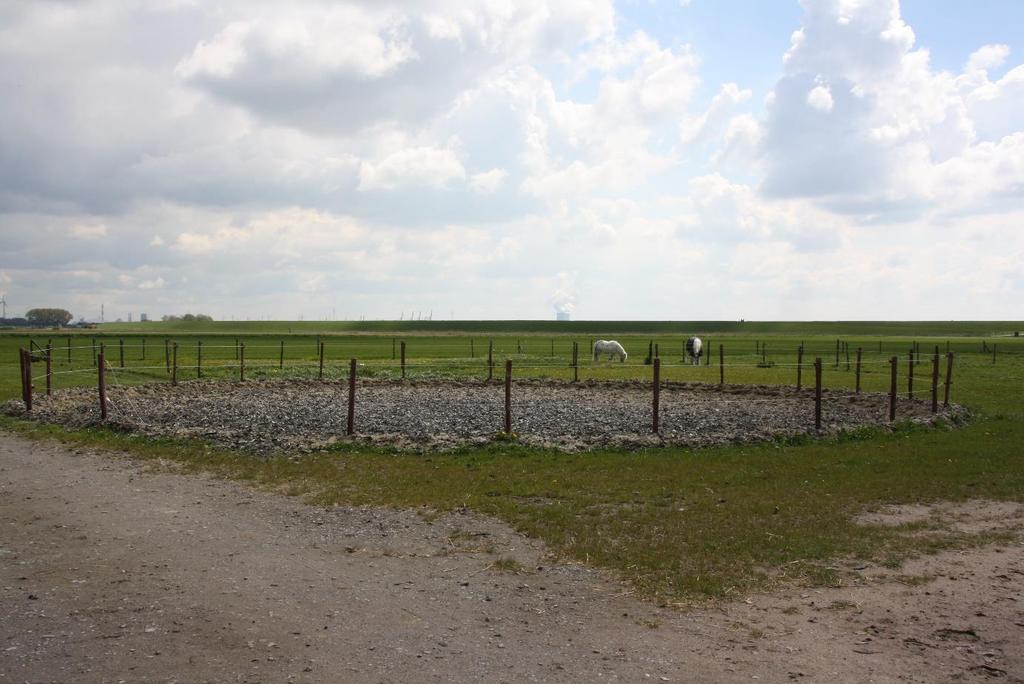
[358,146,466,191]
[806,83,834,112]
[469,168,508,194]
[69,224,108,239]
[138,278,166,290]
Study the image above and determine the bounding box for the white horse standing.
[593,340,628,362]
[685,336,703,365]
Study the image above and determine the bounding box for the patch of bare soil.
[1,432,1021,682]
[857,500,1024,535]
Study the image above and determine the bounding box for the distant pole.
[98,350,106,420]
[889,356,898,422]
[504,359,513,434]
[46,343,52,396]
[814,357,822,430]
[930,351,940,414]
[944,353,954,407]
[400,341,406,379]
[855,348,862,394]
[652,358,661,434]
[719,344,724,386]
[172,343,178,386]
[347,358,356,435]
[796,345,804,390]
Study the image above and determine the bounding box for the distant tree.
[160,313,213,322]
[182,313,196,321]
[25,308,73,327]
[161,315,181,322]
[195,314,213,322]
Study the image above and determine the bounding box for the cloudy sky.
[1,0,1022,322]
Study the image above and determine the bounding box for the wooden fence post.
[67,337,72,363]
[46,344,52,396]
[814,357,822,430]
[889,356,897,422]
[172,343,178,386]
[855,348,862,394]
[504,359,513,434]
[279,340,284,370]
[719,344,724,386]
[488,340,494,381]
[119,338,125,368]
[19,349,29,410]
[907,349,914,400]
[944,353,954,407]
[239,343,245,381]
[652,358,661,434]
[319,342,325,379]
[705,338,711,366]
[931,352,940,414]
[572,342,579,382]
[197,340,203,378]
[347,358,356,435]
[98,350,106,420]
[141,337,146,361]
[471,338,475,358]
[797,345,804,390]
[401,341,406,379]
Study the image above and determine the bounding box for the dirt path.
[1,432,1021,683]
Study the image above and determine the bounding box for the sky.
[0,0,1022,322]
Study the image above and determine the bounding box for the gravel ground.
[4,378,966,453]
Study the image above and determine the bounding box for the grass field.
[2,321,1023,602]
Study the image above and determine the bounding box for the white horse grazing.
[685,336,703,365]
[593,340,628,362]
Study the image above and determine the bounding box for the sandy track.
[1,432,1021,682]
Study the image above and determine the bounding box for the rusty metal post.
[797,346,804,390]
[855,348,862,394]
[172,343,178,386]
[46,343,52,396]
[98,350,106,420]
[889,356,898,422]
[318,341,324,380]
[347,358,356,435]
[239,342,245,381]
[814,357,822,430]
[719,344,724,386]
[931,352,940,414]
[401,341,406,379]
[504,359,512,434]
[907,348,915,400]
[944,353,954,407]
[652,357,661,434]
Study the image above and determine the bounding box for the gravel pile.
[4,378,966,454]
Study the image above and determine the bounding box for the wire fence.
[13,335,978,439]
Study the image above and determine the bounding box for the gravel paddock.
[7,378,965,453]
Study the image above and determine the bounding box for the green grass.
[2,323,1023,604]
